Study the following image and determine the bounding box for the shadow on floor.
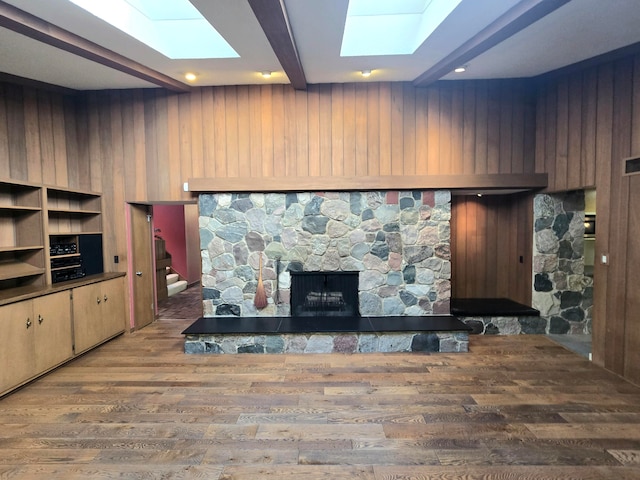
[547,334,592,359]
[157,283,202,320]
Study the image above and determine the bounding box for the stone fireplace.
[198,190,452,320]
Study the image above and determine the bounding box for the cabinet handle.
[104,295,108,302]
[136,271,143,277]
[38,314,44,324]
[26,318,32,329]
[97,297,101,304]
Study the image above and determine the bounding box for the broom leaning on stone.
[254,253,268,309]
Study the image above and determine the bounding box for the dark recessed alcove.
[290,271,359,317]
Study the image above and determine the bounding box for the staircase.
[166,268,187,297]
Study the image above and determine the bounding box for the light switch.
[601,253,609,265]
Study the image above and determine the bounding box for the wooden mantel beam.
[0,0,191,93]
[186,174,548,193]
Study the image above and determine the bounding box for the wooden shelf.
[0,246,44,253]
[0,206,41,213]
[0,261,45,281]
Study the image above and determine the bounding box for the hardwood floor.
[1,317,640,479]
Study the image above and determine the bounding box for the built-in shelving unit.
[0,179,119,397]
[0,180,45,290]
[0,179,104,294]
[44,186,103,285]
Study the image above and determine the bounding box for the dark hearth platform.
[182,315,471,336]
[451,298,539,317]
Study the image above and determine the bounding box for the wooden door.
[129,204,155,330]
[101,277,125,339]
[0,300,36,394]
[33,291,73,371]
[72,282,103,354]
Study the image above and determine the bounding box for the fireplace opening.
[290,271,359,317]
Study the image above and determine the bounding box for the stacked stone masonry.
[199,190,452,318]
[532,191,593,334]
[184,332,469,354]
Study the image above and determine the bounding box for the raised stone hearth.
[182,315,471,354]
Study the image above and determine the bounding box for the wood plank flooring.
[1,317,640,479]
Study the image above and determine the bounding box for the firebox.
[290,271,359,317]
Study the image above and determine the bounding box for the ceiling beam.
[0,1,191,93]
[248,0,307,90]
[413,0,572,88]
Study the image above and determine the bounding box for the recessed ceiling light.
[361,69,372,77]
[185,72,197,82]
[261,71,272,79]
[454,65,467,73]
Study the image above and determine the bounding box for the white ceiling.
[1,0,640,91]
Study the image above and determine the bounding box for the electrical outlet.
[114,255,119,264]
[601,253,609,265]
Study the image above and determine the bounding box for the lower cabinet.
[0,291,73,396]
[0,275,125,396]
[72,277,125,354]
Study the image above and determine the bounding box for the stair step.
[167,273,179,286]
[168,280,187,297]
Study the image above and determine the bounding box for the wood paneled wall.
[0,78,538,273]
[536,54,640,383]
[451,193,533,304]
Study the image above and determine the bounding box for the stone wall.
[532,191,593,334]
[199,190,451,317]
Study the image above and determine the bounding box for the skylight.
[340,0,463,57]
[68,0,239,59]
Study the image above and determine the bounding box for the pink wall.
[153,205,187,279]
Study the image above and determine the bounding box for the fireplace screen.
[290,271,359,317]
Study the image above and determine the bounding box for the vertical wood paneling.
[390,83,404,175]
[426,86,440,174]
[378,83,392,176]
[331,83,344,177]
[23,88,42,184]
[499,81,513,174]
[439,84,452,175]
[415,87,428,176]
[295,89,309,178]
[237,85,251,180]
[189,88,204,180]
[224,86,239,178]
[474,81,488,175]
[178,92,193,196]
[51,95,68,187]
[249,86,263,178]
[342,83,356,177]
[355,84,368,177]
[537,52,640,384]
[318,84,332,177]
[272,86,285,177]
[167,92,181,200]
[260,85,274,178]
[581,69,597,186]
[307,85,320,177]
[283,86,297,177]
[487,82,500,174]
[462,82,476,175]
[366,83,380,177]
[567,73,583,189]
[402,83,416,176]
[212,87,227,178]
[451,194,533,303]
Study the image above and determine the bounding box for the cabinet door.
[33,292,73,372]
[100,277,125,339]
[72,282,103,354]
[0,301,36,394]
